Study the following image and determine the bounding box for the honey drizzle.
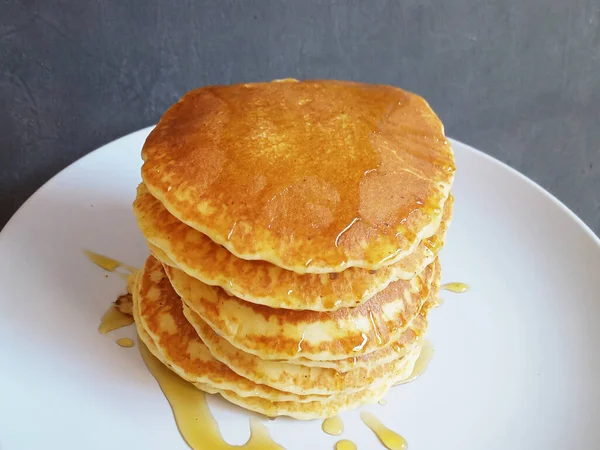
[360,411,407,450]
[335,440,357,450]
[117,337,135,348]
[440,282,470,293]
[322,416,344,436]
[90,249,137,336]
[84,249,138,273]
[396,340,434,385]
[98,306,134,334]
[138,340,283,449]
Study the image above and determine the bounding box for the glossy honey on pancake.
[164,259,440,362]
[135,181,453,311]
[183,301,430,395]
[141,80,455,274]
[281,310,428,372]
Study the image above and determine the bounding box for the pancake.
[164,259,440,361]
[135,181,453,311]
[141,80,455,274]
[183,301,428,395]
[133,255,330,403]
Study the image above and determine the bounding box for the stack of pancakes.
[131,80,455,419]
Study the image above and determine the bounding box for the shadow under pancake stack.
[131,79,455,420]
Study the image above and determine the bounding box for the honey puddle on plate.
[360,411,407,450]
[335,440,357,450]
[89,249,137,336]
[98,306,134,334]
[396,339,434,385]
[322,416,344,436]
[440,282,470,293]
[117,337,135,348]
[84,249,137,273]
[138,339,283,450]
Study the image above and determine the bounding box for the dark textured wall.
[1,0,599,232]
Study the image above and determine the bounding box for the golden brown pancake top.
[142,80,455,273]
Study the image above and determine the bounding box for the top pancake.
[141,79,455,274]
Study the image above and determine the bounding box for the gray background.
[1,0,599,233]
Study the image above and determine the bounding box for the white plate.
[1,127,599,450]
